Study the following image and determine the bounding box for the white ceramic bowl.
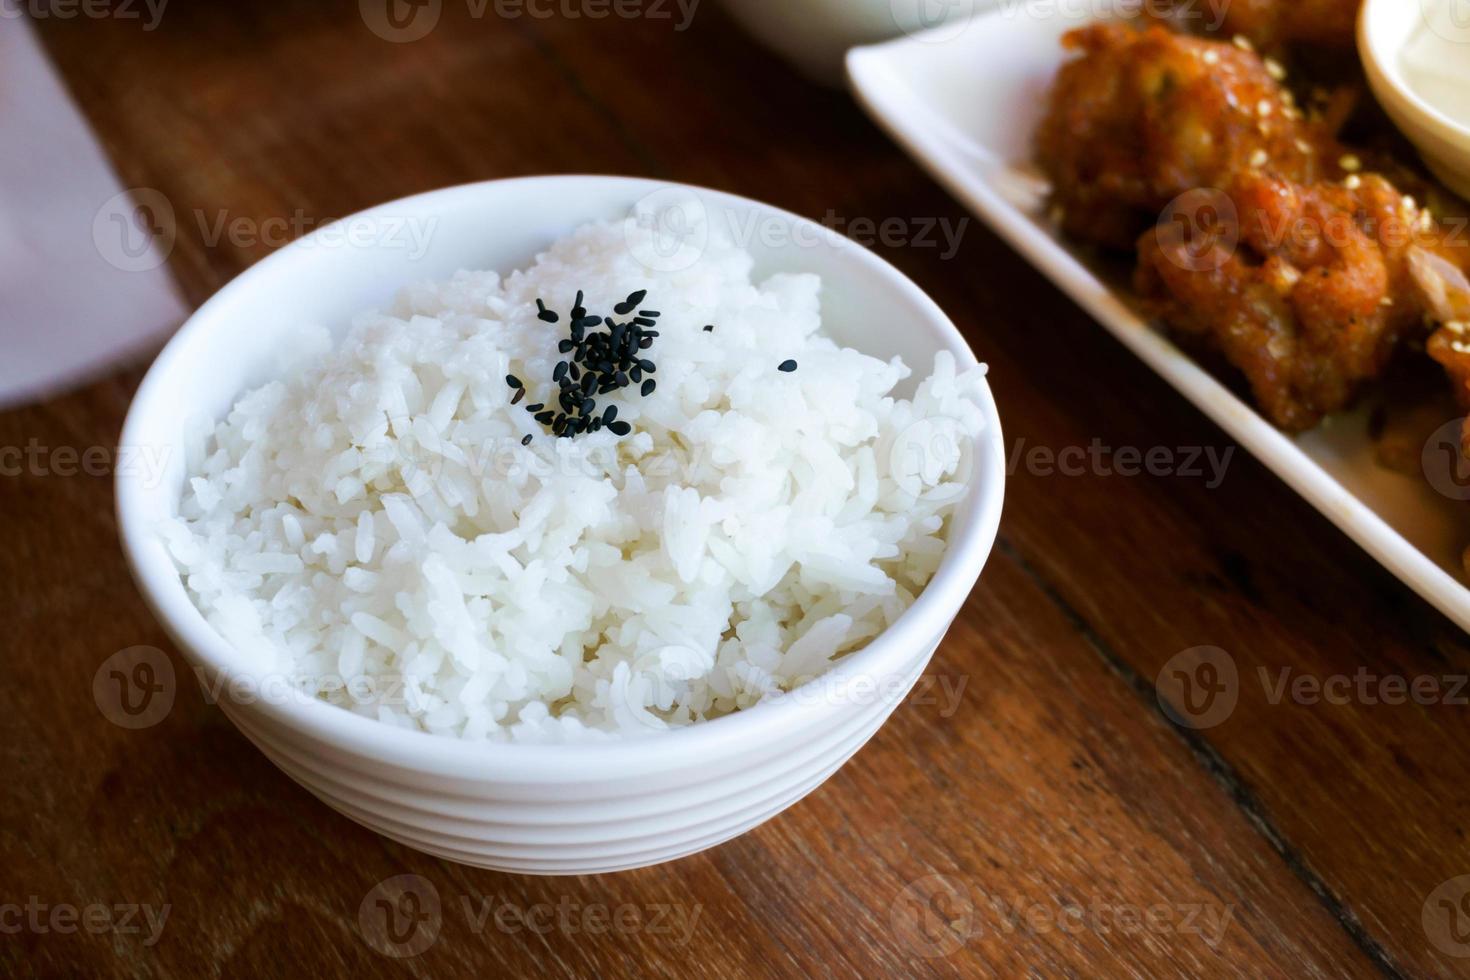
[1360,0,1470,200]
[720,0,986,84]
[116,176,1005,874]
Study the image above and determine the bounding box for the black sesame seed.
[506,374,523,389]
[703,324,714,332]
[641,379,656,396]
[521,434,532,446]
[778,359,798,372]
[519,289,660,441]
[511,387,525,405]
[613,290,647,315]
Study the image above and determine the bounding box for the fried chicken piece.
[1428,329,1470,434]
[1178,0,1361,52]
[1136,172,1463,430]
[1411,247,1470,451]
[1036,24,1340,249]
[1371,382,1462,474]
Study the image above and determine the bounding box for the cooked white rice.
[165,210,990,741]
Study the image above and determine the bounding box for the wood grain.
[4,2,1469,976]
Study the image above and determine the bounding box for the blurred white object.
[0,18,186,409]
[1360,0,1470,201]
[720,0,985,84]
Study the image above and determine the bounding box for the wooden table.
[6,4,1470,976]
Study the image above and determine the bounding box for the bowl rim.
[1359,0,1470,143]
[116,174,1006,780]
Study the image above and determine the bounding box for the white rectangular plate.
[847,9,1470,631]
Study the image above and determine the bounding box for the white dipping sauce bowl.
[116,176,1005,875]
[1360,0,1470,200]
